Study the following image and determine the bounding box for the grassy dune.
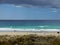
[0,34,60,45]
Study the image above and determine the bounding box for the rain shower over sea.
[0,20,60,31]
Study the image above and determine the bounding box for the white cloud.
[15,6,22,8]
[0,0,60,8]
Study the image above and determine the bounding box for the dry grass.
[0,34,60,45]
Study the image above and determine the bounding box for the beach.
[0,29,60,45]
[0,28,60,36]
[0,31,59,36]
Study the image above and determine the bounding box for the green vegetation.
[0,34,60,45]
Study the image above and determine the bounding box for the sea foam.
[0,28,60,32]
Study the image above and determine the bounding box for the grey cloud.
[0,0,60,8]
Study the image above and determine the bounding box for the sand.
[0,28,60,36]
[0,31,60,36]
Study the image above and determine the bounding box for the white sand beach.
[0,31,60,36]
[0,28,60,36]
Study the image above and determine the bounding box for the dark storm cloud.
[0,0,60,8]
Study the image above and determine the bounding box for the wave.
[0,27,60,31]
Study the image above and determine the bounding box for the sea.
[0,20,60,31]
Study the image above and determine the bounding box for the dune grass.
[0,34,60,45]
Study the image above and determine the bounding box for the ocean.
[0,20,60,31]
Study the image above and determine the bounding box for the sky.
[0,0,60,20]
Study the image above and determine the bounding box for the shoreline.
[0,28,60,36]
[0,28,60,31]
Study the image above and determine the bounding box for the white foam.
[0,28,60,31]
[38,26,48,27]
[40,29,60,31]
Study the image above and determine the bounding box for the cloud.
[11,5,22,8]
[0,0,60,8]
[51,8,57,13]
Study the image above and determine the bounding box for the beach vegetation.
[0,34,60,45]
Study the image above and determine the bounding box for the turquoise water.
[1,26,60,29]
[0,20,60,29]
